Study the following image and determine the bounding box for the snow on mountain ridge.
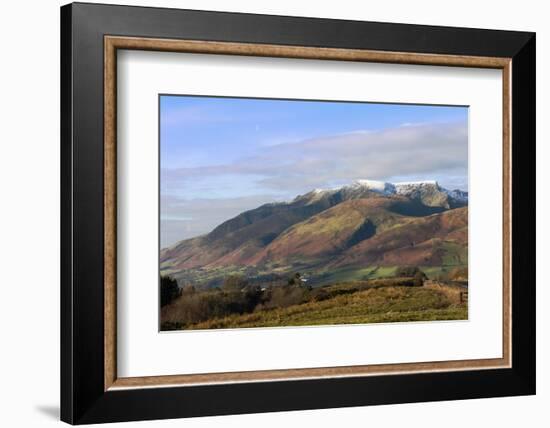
[395,180,438,186]
[351,179,396,195]
[394,180,441,196]
[299,179,467,204]
[445,188,469,203]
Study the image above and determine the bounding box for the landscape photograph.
[159,95,469,331]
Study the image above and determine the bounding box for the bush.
[181,284,196,295]
[223,274,249,291]
[160,276,180,307]
[413,270,426,287]
[160,321,184,330]
[447,267,468,281]
[312,288,330,302]
[263,285,308,309]
[395,266,426,279]
[161,285,267,328]
[287,272,302,286]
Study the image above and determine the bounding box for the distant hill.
[161,180,468,288]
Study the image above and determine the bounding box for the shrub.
[181,284,196,295]
[160,321,184,330]
[413,270,426,287]
[223,274,249,291]
[395,266,426,279]
[447,267,468,281]
[161,285,268,327]
[242,285,264,311]
[287,272,302,286]
[312,288,330,302]
[263,285,308,309]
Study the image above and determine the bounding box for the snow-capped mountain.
[162,178,468,283]
[296,179,467,209]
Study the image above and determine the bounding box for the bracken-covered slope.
[161,180,468,286]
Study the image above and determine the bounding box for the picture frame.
[60,2,535,424]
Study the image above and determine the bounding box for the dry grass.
[180,286,467,330]
[423,281,466,304]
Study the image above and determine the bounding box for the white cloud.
[163,121,467,194]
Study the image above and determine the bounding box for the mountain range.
[161,180,468,288]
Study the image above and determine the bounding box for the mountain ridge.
[161,179,468,288]
[294,179,467,208]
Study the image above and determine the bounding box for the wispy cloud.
[163,121,467,196]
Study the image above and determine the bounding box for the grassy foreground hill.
[161,278,468,330]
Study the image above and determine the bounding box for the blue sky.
[160,95,468,247]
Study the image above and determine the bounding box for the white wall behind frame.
[1,1,545,428]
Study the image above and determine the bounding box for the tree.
[222,274,248,291]
[395,266,423,278]
[288,272,302,286]
[181,284,196,295]
[413,270,427,287]
[394,266,427,286]
[161,275,180,307]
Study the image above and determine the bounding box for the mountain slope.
[331,206,468,268]
[248,196,408,265]
[161,180,468,286]
[161,194,341,270]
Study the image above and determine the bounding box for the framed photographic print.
[60,2,535,424]
[158,95,470,332]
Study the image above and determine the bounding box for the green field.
[164,263,467,291]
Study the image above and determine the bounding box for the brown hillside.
[331,206,468,267]
[248,197,407,265]
[160,189,468,281]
